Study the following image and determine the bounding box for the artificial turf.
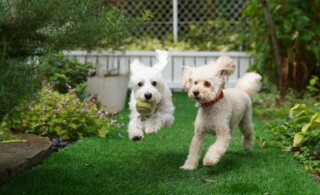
[1,92,319,194]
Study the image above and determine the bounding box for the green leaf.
[310,113,320,124]
[293,132,305,147]
[301,123,310,133]
[70,123,77,129]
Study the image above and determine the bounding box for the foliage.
[180,20,244,51]
[0,0,147,124]
[0,83,123,141]
[268,103,320,174]
[121,19,243,51]
[0,0,148,59]
[306,75,320,97]
[43,53,93,99]
[0,58,43,121]
[243,0,320,94]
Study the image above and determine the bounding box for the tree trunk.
[260,0,285,97]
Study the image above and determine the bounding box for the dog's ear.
[153,49,169,72]
[216,56,235,77]
[130,59,145,73]
[182,66,193,89]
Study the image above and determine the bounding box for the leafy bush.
[243,0,320,94]
[0,58,43,121]
[43,53,93,99]
[0,0,147,124]
[1,83,123,141]
[268,103,320,174]
[306,76,320,98]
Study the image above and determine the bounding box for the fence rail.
[65,51,253,90]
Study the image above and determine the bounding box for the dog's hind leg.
[203,129,231,167]
[239,108,254,151]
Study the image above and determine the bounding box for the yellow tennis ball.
[136,100,156,116]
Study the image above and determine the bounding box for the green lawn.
[1,92,319,194]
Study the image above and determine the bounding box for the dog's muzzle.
[144,92,152,100]
[193,91,201,100]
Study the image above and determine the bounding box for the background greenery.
[243,0,320,95]
[0,0,147,121]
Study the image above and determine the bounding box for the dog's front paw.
[180,163,198,170]
[128,128,144,141]
[144,127,159,135]
[131,135,143,141]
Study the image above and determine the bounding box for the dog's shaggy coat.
[180,56,261,170]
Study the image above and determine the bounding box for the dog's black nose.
[193,91,199,97]
[144,93,152,100]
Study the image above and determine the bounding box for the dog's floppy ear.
[182,66,193,89]
[130,59,145,73]
[153,49,169,72]
[216,56,235,77]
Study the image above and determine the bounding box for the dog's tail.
[235,72,262,99]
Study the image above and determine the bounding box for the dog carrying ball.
[136,100,155,117]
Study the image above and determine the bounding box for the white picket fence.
[65,51,253,90]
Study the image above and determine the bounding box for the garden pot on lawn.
[86,75,129,112]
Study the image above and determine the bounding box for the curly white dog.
[128,50,175,141]
[180,56,261,170]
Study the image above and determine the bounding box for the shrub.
[0,58,43,121]
[43,53,93,99]
[243,0,320,95]
[0,0,148,121]
[1,83,123,141]
[268,103,320,174]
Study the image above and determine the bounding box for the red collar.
[201,91,224,108]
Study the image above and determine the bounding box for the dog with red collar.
[180,56,261,170]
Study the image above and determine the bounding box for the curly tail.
[235,72,262,99]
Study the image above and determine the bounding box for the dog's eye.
[194,81,198,85]
[204,81,211,87]
[138,82,143,87]
[152,81,157,86]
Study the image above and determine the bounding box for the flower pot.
[86,75,129,112]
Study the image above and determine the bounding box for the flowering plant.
[2,82,123,141]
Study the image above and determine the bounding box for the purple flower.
[55,107,61,112]
[114,111,119,116]
[70,89,75,94]
[28,104,33,110]
[42,108,47,112]
[119,123,125,128]
[65,83,70,88]
[105,112,109,117]
[63,102,68,107]
[82,108,86,112]
[110,120,117,124]
[45,89,49,93]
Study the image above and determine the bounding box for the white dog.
[180,56,261,170]
[128,50,175,141]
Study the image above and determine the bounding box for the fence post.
[173,0,178,43]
